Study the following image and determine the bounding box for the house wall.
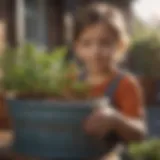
[0,0,16,46]
[3,0,133,48]
[6,0,16,46]
[47,0,65,48]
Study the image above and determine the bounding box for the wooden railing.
[0,94,11,129]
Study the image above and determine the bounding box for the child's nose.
[92,45,101,57]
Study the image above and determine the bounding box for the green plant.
[129,139,160,160]
[128,34,160,78]
[0,44,90,99]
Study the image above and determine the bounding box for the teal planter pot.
[147,107,160,138]
[7,99,106,159]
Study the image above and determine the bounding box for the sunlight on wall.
[133,0,160,22]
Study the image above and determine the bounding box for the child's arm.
[114,113,146,142]
[84,75,147,142]
[113,75,147,142]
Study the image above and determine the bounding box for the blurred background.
[0,0,159,159]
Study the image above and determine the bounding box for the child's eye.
[81,40,92,47]
[100,39,113,47]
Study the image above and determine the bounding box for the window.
[25,0,48,49]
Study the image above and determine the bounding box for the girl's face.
[75,23,117,74]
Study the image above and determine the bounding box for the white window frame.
[15,0,47,49]
[15,0,26,46]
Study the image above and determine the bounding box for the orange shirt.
[90,74,144,118]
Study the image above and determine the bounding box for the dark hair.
[73,2,129,46]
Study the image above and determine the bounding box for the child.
[73,2,147,159]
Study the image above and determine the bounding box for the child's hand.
[84,105,117,139]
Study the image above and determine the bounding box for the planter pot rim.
[6,98,94,108]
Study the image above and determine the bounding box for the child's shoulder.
[118,72,141,91]
[115,72,143,104]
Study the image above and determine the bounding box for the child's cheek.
[77,49,90,60]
